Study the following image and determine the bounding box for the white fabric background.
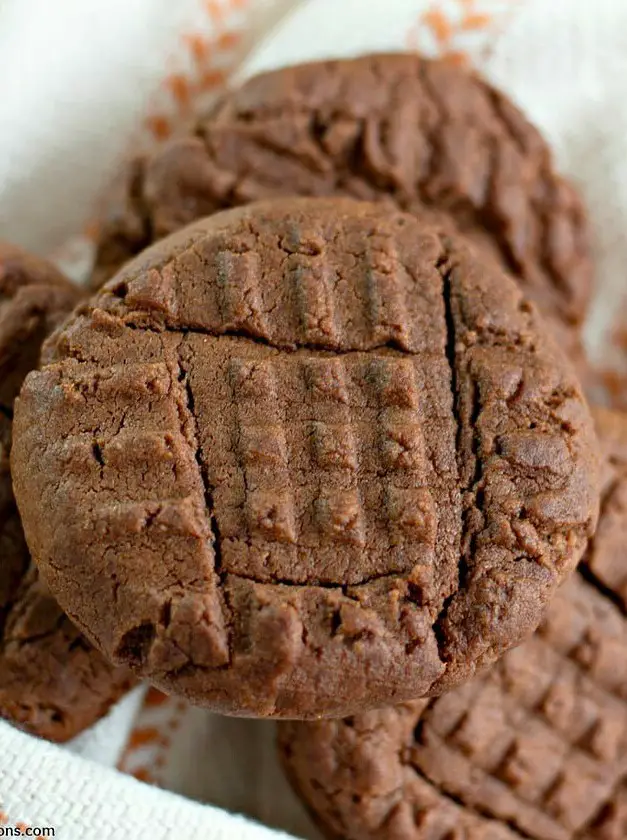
[0,0,625,837]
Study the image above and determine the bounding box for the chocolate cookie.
[278,409,627,839]
[0,243,133,742]
[93,53,592,357]
[13,198,599,717]
[586,406,627,612]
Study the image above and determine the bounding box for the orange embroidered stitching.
[407,1,519,66]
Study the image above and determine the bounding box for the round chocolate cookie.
[93,53,592,357]
[0,243,134,742]
[13,198,599,718]
[278,409,627,838]
[279,574,627,840]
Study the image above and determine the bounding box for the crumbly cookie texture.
[586,406,627,611]
[14,198,599,717]
[93,53,592,360]
[0,242,134,742]
[278,406,627,840]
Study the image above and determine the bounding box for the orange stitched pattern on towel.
[144,0,248,144]
[62,0,258,276]
[118,688,188,786]
[407,0,518,65]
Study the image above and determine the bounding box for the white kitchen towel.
[1,0,626,838]
[0,719,294,840]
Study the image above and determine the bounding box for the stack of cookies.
[2,53,623,838]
